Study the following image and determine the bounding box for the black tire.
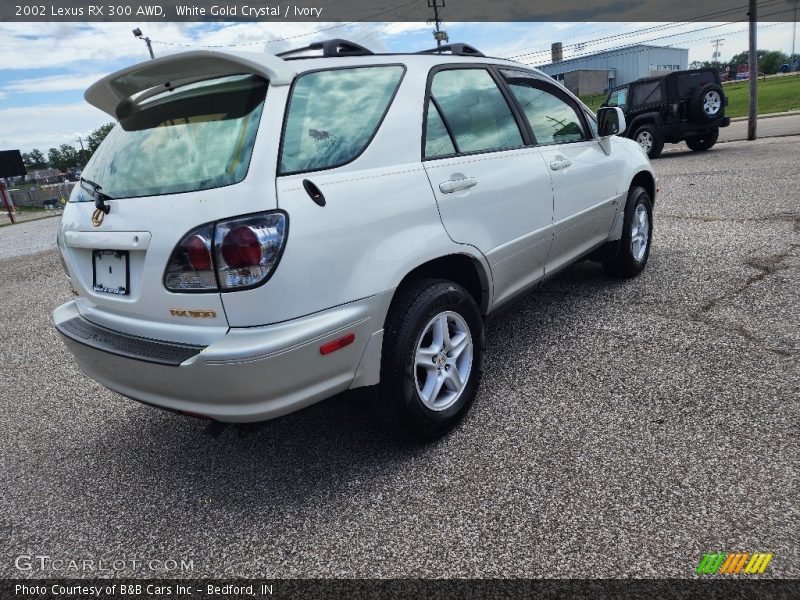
[602,186,654,278]
[633,124,664,159]
[380,278,485,440]
[685,128,719,152]
[692,83,724,120]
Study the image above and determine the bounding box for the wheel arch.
[627,114,658,136]
[630,170,656,204]
[389,253,492,322]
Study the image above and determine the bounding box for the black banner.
[2,0,798,23]
[3,579,800,600]
[0,151,26,178]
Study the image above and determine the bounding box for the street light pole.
[133,27,155,59]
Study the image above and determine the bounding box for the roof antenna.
[427,0,448,52]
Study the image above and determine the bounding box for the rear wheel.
[685,128,719,152]
[634,124,664,159]
[380,279,484,439]
[602,186,653,278]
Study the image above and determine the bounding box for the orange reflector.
[181,411,211,420]
[320,333,355,355]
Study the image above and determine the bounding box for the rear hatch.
[59,51,294,345]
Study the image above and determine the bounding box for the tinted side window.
[502,75,586,145]
[280,66,404,174]
[429,69,523,154]
[631,81,663,106]
[425,102,456,158]
[607,88,628,108]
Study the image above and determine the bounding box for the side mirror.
[597,106,626,137]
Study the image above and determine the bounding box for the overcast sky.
[0,20,796,152]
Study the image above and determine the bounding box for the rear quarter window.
[279,66,405,175]
[631,80,663,106]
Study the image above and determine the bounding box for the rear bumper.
[53,292,392,422]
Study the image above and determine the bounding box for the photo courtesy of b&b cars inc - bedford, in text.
[0,1,798,599]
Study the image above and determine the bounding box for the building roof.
[537,43,688,70]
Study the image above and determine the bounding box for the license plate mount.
[92,250,130,295]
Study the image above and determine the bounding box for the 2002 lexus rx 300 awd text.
[54,40,656,438]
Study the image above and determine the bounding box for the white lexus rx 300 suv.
[54,40,656,438]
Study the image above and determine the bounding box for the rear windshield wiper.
[80,177,114,200]
[80,177,114,213]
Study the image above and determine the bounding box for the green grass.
[722,75,800,118]
[580,74,800,117]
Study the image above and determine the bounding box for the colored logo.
[696,552,774,575]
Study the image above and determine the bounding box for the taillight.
[215,213,286,290]
[164,225,217,291]
[164,212,287,293]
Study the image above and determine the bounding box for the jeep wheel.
[633,125,664,159]
[380,278,485,439]
[693,83,724,120]
[602,186,653,278]
[685,128,719,152]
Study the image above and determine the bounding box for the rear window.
[676,71,718,98]
[75,74,267,200]
[279,66,405,175]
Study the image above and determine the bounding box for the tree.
[22,149,48,170]
[47,144,80,171]
[760,50,789,74]
[86,122,115,156]
[728,49,790,75]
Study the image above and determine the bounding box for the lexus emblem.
[91,208,105,227]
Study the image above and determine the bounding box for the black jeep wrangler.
[602,68,731,159]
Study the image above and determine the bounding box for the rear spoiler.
[85,50,296,118]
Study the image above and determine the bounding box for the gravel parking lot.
[0,136,797,579]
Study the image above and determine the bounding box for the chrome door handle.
[549,157,572,171]
[439,177,478,194]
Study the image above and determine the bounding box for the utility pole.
[75,136,86,167]
[711,38,724,63]
[427,0,448,51]
[792,0,798,70]
[748,0,758,140]
[133,27,155,59]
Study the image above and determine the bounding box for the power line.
[517,7,792,67]
[502,0,787,61]
[518,22,781,70]
[148,0,419,48]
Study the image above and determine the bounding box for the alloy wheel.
[630,203,650,262]
[636,131,654,153]
[703,91,722,116]
[413,311,474,411]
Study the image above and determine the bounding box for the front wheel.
[685,129,719,151]
[602,186,653,278]
[633,124,664,159]
[380,279,485,439]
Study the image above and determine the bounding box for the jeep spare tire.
[693,83,724,120]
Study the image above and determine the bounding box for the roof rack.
[277,38,374,59]
[416,43,485,58]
